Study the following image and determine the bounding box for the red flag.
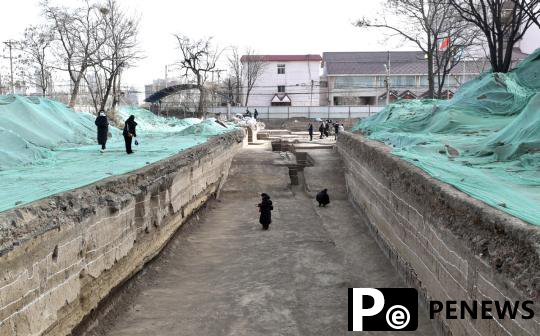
[439,37,450,50]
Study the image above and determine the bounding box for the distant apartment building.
[240,54,322,106]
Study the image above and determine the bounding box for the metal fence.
[207,105,384,119]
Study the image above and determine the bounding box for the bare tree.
[227,46,243,105]
[511,0,540,27]
[18,25,54,96]
[240,49,267,106]
[449,0,540,73]
[87,0,140,113]
[433,9,480,96]
[356,0,477,98]
[174,35,221,116]
[43,0,107,107]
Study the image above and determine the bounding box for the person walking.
[319,123,325,139]
[123,115,137,154]
[334,123,340,140]
[308,123,314,141]
[324,122,330,138]
[257,193,274,230]
[94,110,109,152]
[316,189,330,207]
[254,109,258,120]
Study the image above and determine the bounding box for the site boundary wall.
[337,132,540,336]
[208,105,384,120]
[0,130,244,336]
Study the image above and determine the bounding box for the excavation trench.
[74,142,435,336]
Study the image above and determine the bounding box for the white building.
[240,54,322,106]
[518,24,540,54]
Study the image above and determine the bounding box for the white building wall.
[242,60,320,106]
[519,25,540,54]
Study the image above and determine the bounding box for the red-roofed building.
[240,54,322,106]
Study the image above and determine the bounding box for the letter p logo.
[350,288,385,331]
[348,288,418,331]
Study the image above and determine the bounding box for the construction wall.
[0,130,244,336]
[337,132,540,336]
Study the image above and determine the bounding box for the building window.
[277,85,285,93]
[334,76,376,89]
[391,75,416,87]
[277,64,285,74]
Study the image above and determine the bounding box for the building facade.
[320,51,493,106]
[518,24,540,54]
[320,47,535,106]
[240,54,322,106]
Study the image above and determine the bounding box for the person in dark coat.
[94,110,109,152]
[123,115,137,154]
[334,123,340,140]
[254,109,258,120]
[324,123,330,138]
[257,193,273,230]
[316,189,330,207]
[308,123,313,141]
[319,123,324,139]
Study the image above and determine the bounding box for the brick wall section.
[0,130,244,336]
[337,132,540,336]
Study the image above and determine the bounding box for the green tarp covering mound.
[0,96,100,169]
[353,49,540,225]
[0,98,236,212]
[118,106,201,133]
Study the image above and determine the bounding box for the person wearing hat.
[95,110,109,152]
[257,193,274,230]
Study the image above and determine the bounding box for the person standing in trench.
[316,189,330,207]
[334,122,339,140]
[257,193,273,230]
[324,122,330,138]
[123,115,137,154]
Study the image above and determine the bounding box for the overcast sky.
[0,0,416,93]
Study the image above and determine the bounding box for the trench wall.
[337,132,540,336]
[0,130,244,336]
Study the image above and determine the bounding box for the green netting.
[352,49,540,225]
[0,98,236,212]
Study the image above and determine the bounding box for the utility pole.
[164,65,168,87]
[384,51,391,106]
[210,69,225,108]
[310,79,314,106]
[3,40,16,94]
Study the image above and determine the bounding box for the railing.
[207,105,385,119]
